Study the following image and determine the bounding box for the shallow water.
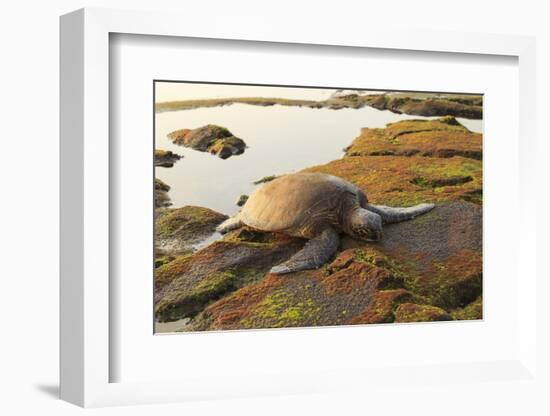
[155,103,482,216]
[155,318,191,333]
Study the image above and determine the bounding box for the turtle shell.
[240,172,360,234]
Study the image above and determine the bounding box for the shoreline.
[155,92,483,119]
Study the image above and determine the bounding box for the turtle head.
[346,208,383,242]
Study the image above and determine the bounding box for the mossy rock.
[155,235,305,322]
[362,94,482,119]
[155,205,228,253]
[305,118,482,207]
[158,118,483,330]
[304,155,482,206]
[371,201,482,310]
[181,200,481,331]
[154,178,171,208]
[349,289,414,324]
[155,149,181,167]
[155,253,193,290]
[345,117,482,160]
[451,296,483,320]
[410,249,482,309]
[189,245,423,331]
[394,303,451,322]
[167,124,246,159]
[155,254,176,268]
[190,247,400,331]
[342,200,482,313]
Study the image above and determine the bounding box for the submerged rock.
[167,124,246,159]
[155,149,181,167]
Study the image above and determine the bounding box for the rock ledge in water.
[155,178,171,208]
[168,125,246,159]
[155,149,181,167]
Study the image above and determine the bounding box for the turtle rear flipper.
[216,215,243,234]
[270,227,339,274]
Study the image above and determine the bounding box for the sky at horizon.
[154,81,391,103]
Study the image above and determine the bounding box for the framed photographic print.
[152,81,483,334]
[60,7,541,409]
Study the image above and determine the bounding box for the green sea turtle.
[217,172,434,274]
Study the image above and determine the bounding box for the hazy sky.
[154,82,341,103]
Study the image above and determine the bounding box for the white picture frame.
[60,7,540,408]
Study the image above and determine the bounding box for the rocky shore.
[359,93,482,119]
[154,116,482,331]
[156,93,482,119]
[154,178,172,208]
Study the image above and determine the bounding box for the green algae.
[451,296,483,320]
[241,290,321,329]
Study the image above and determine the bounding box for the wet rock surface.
[155,205,228,254]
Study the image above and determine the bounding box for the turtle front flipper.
[270,227,339,275]
[365,203,435,224]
